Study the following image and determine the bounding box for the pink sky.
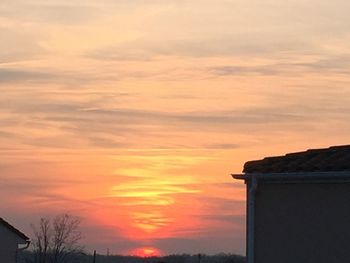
[1,0,350,255]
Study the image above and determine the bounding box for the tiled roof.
[243,145,350,173]
[0,217,29,241]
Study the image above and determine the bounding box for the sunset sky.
[1,0,350,256]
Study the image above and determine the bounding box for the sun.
[132,247,161,257]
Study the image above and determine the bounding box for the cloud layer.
[2,0,350,256]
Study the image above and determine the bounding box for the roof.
[243,145,350,174]
[0,218,30,241]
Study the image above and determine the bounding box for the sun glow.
[132,247,162,257]
[107,158,203,236]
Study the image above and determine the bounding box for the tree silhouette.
[30,214,84,263]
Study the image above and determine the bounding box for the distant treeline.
[19,251,245,263]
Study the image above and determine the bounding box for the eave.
[232,171,350,183]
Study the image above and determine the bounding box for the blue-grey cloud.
[211,55,350,76]
[3,93,350,150]
[0,68,54,83]
[87,37,312,61]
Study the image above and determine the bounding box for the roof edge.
[232,171,350,181]
[0,218,30,241]
[243,145,350,174]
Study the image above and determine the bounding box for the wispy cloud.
[0,68,54,83]
[2,0,350,256]
[210,55,350,76]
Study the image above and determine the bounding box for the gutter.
[18,240,30,251]
[16,240,30,263]
[232,171,350,182]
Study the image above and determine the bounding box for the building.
[0,218,30,263]
[233,145,350,263]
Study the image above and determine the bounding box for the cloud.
[201,144,239,150]
[0,92,335,150]
[87,37,312,62]
[2,0,350,255]
[0,1,101,25]
[0,98,308,126]
[210,55,350,76]
[298,55,350,73]
[0,65,122,86]
[0,174,95,216]
[84,0,350,62]
[0,68,54,83]
[0,27,45,63]
[70,107,306,127]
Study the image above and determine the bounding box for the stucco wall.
[254,182,350,263]
[0,224,25,263]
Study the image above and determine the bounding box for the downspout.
[247,176,258,263]
[16,240,30,263]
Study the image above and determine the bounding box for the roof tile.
[243,145,350,173]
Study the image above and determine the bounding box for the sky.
[1,0,350,256]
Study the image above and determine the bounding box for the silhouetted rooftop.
[0,217,29,241]
[243,145,350,173]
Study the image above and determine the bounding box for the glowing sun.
[132,247,161,257]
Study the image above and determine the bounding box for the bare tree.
[31,217,51,263]
[51,214,83,263]
[30,214,84,263]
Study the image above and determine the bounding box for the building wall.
[254,181,350,263]
[0,224,25,263]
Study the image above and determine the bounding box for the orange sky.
[1,0,350,255]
